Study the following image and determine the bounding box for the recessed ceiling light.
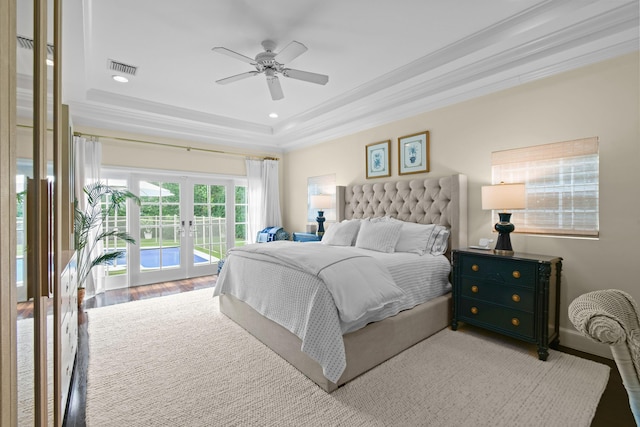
[45,58,54,66]
[112,75,129,83]
[269,112,278,119]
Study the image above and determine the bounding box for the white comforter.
[213,241,451,383]
[226,241,406,323]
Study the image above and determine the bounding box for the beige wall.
[283,52,640,355]
[83,126,283,176]
[16,122,282,177]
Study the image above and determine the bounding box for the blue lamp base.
[494,212,515,255]
[316,210,326,238]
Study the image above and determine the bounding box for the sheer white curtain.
[245,159,282,243]
[246,160,263,244]
[262,160,282,227]
[74,136,103,296]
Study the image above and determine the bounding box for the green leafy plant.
[75,182,140,289]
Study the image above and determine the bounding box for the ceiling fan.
[212,40,329,101]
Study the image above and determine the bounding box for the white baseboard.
[559,326,612,360]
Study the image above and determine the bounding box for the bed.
[214,174,467,392]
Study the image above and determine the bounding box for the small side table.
[292,232,321,242]
[451,248,562,361]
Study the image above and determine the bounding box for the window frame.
[491,137,599,238]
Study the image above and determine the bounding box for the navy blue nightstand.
[292,232,321,242]
[451,248,562,361]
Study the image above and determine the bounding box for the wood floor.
[19,277,634,426]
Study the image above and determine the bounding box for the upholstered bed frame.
[220,174,468,392]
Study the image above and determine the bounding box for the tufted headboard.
[336,174,468,250]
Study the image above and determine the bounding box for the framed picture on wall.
[398,131,429,175]
[366,140,391,179]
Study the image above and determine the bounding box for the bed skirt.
[219,293,452,392]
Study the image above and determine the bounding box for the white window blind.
[491,137,599,237]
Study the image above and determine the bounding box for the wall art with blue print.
[398,131,430,175]
[366,140,391,179]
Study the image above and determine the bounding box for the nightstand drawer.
[459,255,536,287]
[459,297,535,340]
[460,278,535,312]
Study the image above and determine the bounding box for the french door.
[121,174,241,287]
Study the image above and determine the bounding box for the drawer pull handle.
[471,285,479,293]
[512,270,521,279]
[471,264,479,272]
[471,307,478,315]
[512,294,520,303]
[511,318,520,326]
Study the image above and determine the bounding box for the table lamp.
[481,182,526,255]
[310,194,332,238]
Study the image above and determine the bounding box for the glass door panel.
[101,177,132,290]
[234,185,248,249]
[133,177,186,285]
[192,184,226,270]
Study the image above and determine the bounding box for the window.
[307,174,336,223]
[491,137,599,237]
[234,184,248,246]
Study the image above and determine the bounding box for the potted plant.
[75,181,140,306]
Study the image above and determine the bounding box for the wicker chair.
[568,289,640,425]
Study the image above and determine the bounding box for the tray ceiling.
[16,0,639,152]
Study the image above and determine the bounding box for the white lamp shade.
[481,183,526,210]
[310,194,332,210]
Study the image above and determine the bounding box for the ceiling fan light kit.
[212,40,329,101]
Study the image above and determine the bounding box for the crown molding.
[277,39,638,152]
[67,100,283,153]
[274,4,639,150]
[85,89,273,136]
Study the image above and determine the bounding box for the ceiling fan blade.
[266,75,284,101]
[282,68,329,85]
[274,41,307,64]
[211,47,256,65]
[215,71,259,85]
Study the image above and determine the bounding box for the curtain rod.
[15,125,278,160]
[74,131,279,161]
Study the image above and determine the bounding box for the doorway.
[102,172,247,289]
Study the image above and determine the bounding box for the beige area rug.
[86,289,609,427]
[17,317,54,427]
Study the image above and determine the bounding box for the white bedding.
[213,241,451,383]
[224,241,406,324]
[339,245,452,333]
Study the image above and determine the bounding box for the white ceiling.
[16,0,639,153]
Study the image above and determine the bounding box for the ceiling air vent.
[17,35,54,55]
[107,59,138,76]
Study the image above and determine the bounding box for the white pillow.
[393,220,436,255]
[355,220,402,253]
[321,220,362,246]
